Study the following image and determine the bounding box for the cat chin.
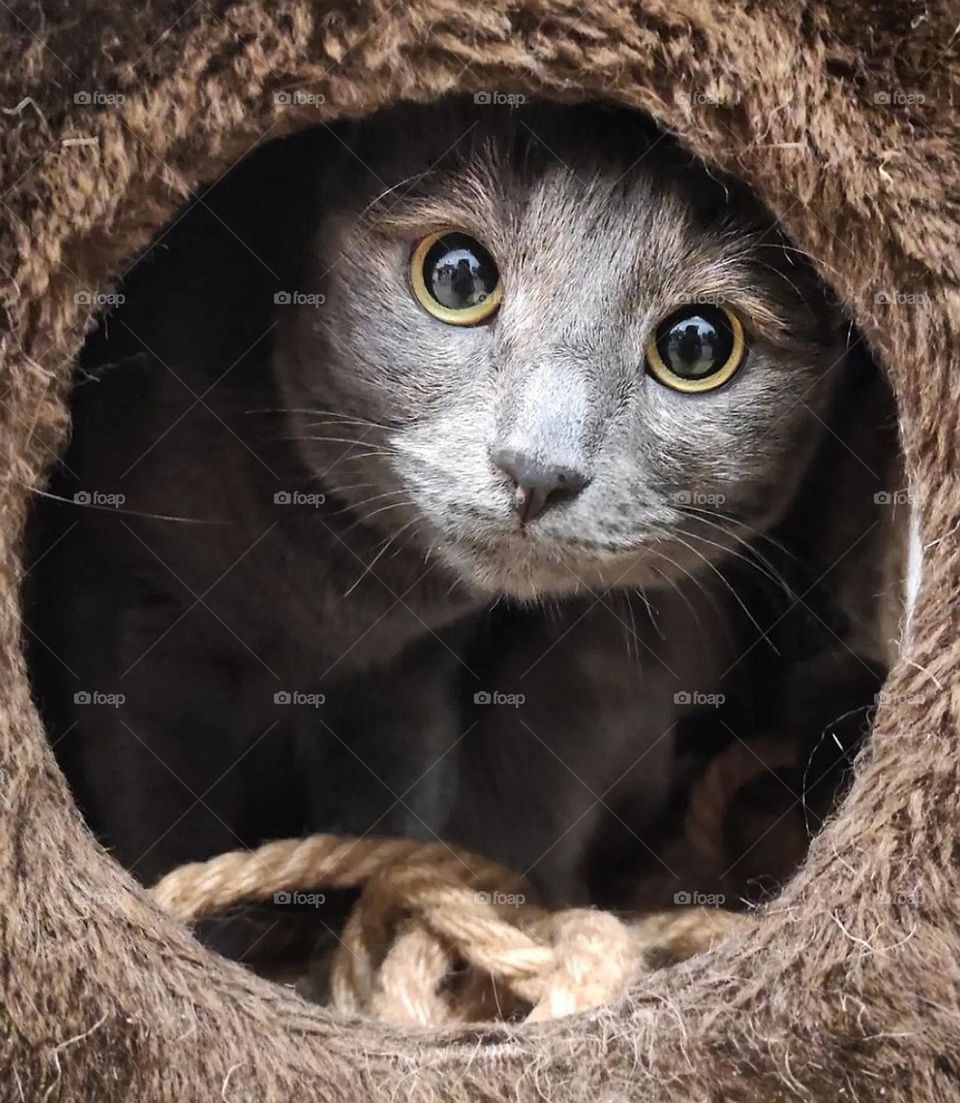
[434,536,665,601]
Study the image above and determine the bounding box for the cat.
[26,99,893,921]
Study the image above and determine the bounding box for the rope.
[151,738,788,1024]
[683,735,797,872]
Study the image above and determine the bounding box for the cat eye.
[411,231,502,325]
[645,305,746,393]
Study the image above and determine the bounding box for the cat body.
[28,100,885,906]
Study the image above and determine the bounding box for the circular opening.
[24,94,905,1024]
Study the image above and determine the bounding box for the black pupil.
[423,233,498,311]
[655,307,735,379]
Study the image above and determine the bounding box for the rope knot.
[150,740,779,1023]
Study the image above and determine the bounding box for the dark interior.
[23,108,894,980]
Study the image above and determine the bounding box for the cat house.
[2,2,958,1100]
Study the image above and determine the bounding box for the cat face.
[274,101,847,599]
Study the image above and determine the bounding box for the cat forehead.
[325,103,836,345]
[344,105,757,265]
[351,161,753,314]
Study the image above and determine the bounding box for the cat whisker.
[642,571,708,647]
[400,522,427,561]
[326,450,396,462]
[679,528,791,619]
[620,584,661,645]
[242,407,388,433]
[357,170,442,222]
[332,487,409,518]
[318,480,379,499]
[264,431,379,451]
[751,257,808,304]
[701,526,794,603]
[677,504,798,561]
[304,415,391,434]
[343,499,415,534]
[644,544,730,646]
[316,452,400,480]
[272,434,394,451]
[620,591,642,667]
[649,524,777,650]
[269,442,398,473]
[343,516,419,597]
[28,485,224,525]
[677,513,796,600]
[753,242,843,280]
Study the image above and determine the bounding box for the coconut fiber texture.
[1,1,959,1100]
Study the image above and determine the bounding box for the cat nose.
[492,448,590,524]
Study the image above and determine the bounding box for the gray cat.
[29,100,885,916]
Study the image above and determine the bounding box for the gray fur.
[277,103,843,601]
[29,100,857,922]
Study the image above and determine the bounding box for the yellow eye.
[411,231,502,326]
[645,305,746,393]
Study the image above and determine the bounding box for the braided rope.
[152,834,485,920]
[682,736,797,872]
[151,739,784,1023]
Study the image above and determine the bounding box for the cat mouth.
[438,528,665,598]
